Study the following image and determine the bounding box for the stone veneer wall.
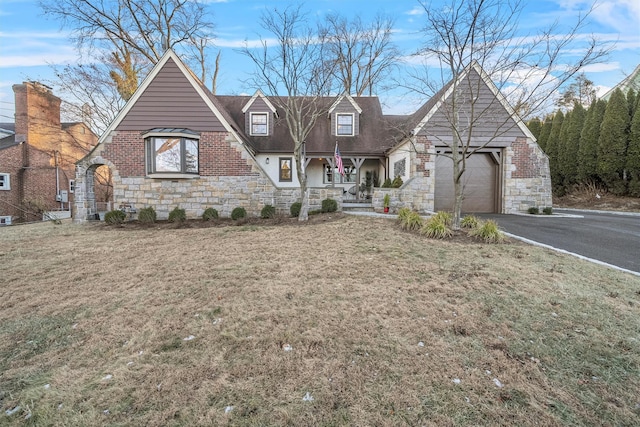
[371,136,552,215]
[503,137,553,213]
[111,178,345,220]
[371,135,435,214]
[75,129,347,221]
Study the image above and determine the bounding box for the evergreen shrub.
[104,209,126,225]
[321,198,338,213]
[138,207,157,223]
[231,207,247,220]
[261,205,276,219]
[168,207,186,223]
[202,208,218,221]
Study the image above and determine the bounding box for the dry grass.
[555,186,640,212]
[1,216,639,426]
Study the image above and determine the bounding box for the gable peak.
[328,93,363,116]
[242,90,277,114]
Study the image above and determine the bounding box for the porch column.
[73,165,88,223]
[348,157,366,201]
[325,157,336,187]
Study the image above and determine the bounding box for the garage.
[434,152,500,213]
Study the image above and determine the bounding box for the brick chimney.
[13,82,62,151]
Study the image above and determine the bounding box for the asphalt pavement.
[480,209,640,275]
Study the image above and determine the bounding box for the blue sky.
[0,0,639,122]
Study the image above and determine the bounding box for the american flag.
[334,142,345,176]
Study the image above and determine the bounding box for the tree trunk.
[294,141,309,221]
[450,100,463,231]
[452,152,463,231]
[211,51,221,94]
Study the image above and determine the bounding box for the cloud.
[0,52,77,68]
[595,85,612,97]
[0,30,71,40]
[406,6,424,16]
[590,0,640,34]
[580,62,620,73]
[550,0,640,34]
[0,29,77,68]
[216,37,279,49]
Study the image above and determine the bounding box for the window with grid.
[250,113,268,135]
[336,114,354,136]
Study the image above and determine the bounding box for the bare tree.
[240,5,337,221]
[211,51,221,94]
[556,72,597,110]
[40,0,218,130]
[408,0,609,228]
[320,13,400,96]
[54,60,127,134]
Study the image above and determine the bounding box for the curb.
[503,232,640,278]
[554,208,640,217]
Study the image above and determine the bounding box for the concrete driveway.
[480,209,640,275]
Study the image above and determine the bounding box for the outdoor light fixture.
[266,158,269,164]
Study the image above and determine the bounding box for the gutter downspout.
[54,150,61,210]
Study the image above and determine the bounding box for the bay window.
[145,132,199,175]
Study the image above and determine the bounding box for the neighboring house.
[0,82,98,224]
[601,64,640,101]
[74,50,551,222]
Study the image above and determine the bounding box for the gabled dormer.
[328,93,362,137]
[242,90,277,137]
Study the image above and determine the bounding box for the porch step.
[342,203,374,212]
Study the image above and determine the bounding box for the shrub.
[460,214,480,229]
[528,207,539,215]
[421,215,453,239]
[321,198,338,213]
[469,220,505,243]
[400,211,423,232]
[391,175,403,188]
[168,207,186,223]
[231,207,247,220]
[432,211,452,227]
[543,206,553,215]
[381,178,393,188]
[309,209,321,215]
[398,207,412,223]
[383,194,391,208]
[261,204,276,219]
[290,202,302,217]
[104,209,126,225]
[202,207,218,221]
[138,207,157,223]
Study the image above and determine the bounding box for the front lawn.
[1,216,638,426]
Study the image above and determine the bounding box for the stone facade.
[372,135,435,214]
[503,137,553,212]
[112,175,275,219]
[75,128,347,221]
[72,51,552,222]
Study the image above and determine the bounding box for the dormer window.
[336,113,354,136]
[250,112,269,136]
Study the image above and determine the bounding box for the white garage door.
[434,153,499,213]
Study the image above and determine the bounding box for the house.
[601,64,640,101]
[0,82,99,224]
[73,50,551,222]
